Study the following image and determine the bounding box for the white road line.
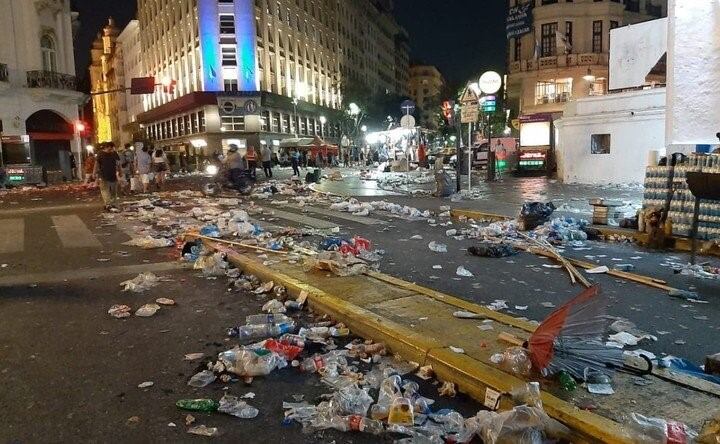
[260,207,339,229]
[290,205,386,226]
[51,215,103,248]
[0,219,25,254]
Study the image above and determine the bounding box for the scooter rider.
[223,144,247,189]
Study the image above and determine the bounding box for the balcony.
[0,63,8,82]
[509,53,609,74]
[26,70,77,91]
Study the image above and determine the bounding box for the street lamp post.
[292,98,299,138]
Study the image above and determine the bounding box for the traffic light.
[442,101,455,126]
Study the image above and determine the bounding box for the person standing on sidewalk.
[152,147,169,190]
[94,142,121,211]
[260,144,273,178]
[135,145,153,194]
[245,146,257,180]
[83,152,96,184]
[291,148,301,177]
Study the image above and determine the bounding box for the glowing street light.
[361,125,368,132]
[348,102,360,116]
[319,115,327,137]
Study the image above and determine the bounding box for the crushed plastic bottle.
[245,313,291,325]
[218,394,259,419]
[218,347,287,377]
[227,321,295,340]
[331,386,374,416]
[176,398,219,412]
[278,333,306,348]
[187,370,217,388]
[264,339,303,360]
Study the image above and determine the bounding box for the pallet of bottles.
[643,153,720,241]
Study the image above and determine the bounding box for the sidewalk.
[202,238,720,442]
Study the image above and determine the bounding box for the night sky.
[71,0,507,90]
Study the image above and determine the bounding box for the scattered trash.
[452,311,484,319]
[135,303,161,317]
[518,202,556,231]
[187,425,218,437]
[188,370,217,388]
[137,381,154,389]
[184,353,205,361]
[455,266,474,277]
[120,272,161,292]
[449,346,465,354]
[155,298,175,306]
[438,381,456,397]
[108,304,132,319]
[627,413,697,444]
[218,394,259,419]
[467,242,517,258]
[123,236,174,249]
[586,266,610,274]
[428,241,448,253]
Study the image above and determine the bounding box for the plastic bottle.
[329,327,350,337]
[227,322,295,339]
[344,415,384,434]
[300,354,326,373]
[176,398,220,412]
[245,313,291,325]
[558,371,577,391]
[279,333,306,348]
[387,397,414,426]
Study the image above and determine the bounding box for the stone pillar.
[666,0,720,153]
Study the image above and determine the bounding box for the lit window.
[535,78,573,104]
[219,14,235,34]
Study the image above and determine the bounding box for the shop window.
[535,78,572,104]
[591,134,611,154]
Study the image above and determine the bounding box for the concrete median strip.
[200,239,720,443]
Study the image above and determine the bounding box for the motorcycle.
[203,160,254,196]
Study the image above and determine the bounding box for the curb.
[204,240,636,444]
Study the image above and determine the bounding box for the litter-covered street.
[1,170,719,443]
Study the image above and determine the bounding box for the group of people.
[85,142,170,211]
[221,144,277,190]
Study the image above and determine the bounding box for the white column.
[666,0,720,152]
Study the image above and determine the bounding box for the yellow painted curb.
[202,240,636,444]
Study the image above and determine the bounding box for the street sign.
[479,71,502,95]
[482,95,497,113]
[459,87,479,105]
[460,106,479,124]
[400,114,416,129]
[400,99,416,115]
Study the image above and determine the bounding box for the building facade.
[0,0,84,183]
[506,0,667,120]
[408,65,445,129]
[117,20,143,147]
[89,18,122,146]
[133,0,409,159]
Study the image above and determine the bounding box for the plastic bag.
[518,202,556,231]
[187,370,216,388]
[490,347,532,377]
[218,347,287,377]
[331,386,374,416]
[218,394,259,419]
[477,405,570,444]
[428,241,448,253]
[120,272,160,292]
[468,242,517,258]
[264,339,303,361]
[628,413,698,444]
[123,236,174,249]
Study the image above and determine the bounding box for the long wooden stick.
[516,233,592,288]
[187,233,289,255]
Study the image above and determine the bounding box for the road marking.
[259,207,339,230]
[0,202,101,216]
[0,261,188,287]
[0,219,25,253]
[290,205,387,226]
[51,215,103,248]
